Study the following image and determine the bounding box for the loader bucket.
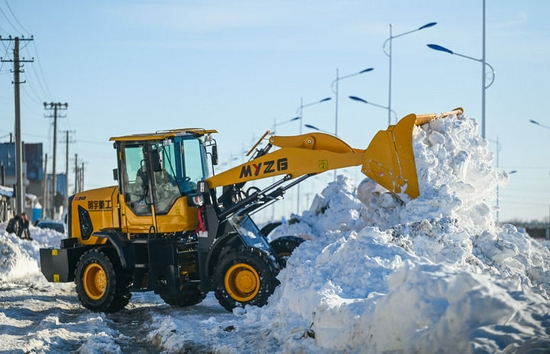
[362,107,463,199]
[362,113,420,199]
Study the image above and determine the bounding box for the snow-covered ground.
[1,112,550,353]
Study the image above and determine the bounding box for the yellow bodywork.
[207,108,463,199]
[70,186,199,244]
[69,186,118,245]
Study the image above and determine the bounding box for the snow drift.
[246,112,550,353]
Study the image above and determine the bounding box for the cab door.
[118,143,156,234]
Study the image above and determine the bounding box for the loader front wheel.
[270,236,305,268]
[213,248,279,311]
[75,248,131,313]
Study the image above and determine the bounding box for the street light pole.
[304,124,331,134]
[383,22,437,126]
[331,67,374,137]
[330,67,373,181]
[296,97,332,136]
[482,0,487,139]
[271,116,300,134]
[427,0,492,138]
[530,120,550,131]
[528,119,549,225]
[295,97,331,214]
[489,135,517,224]
[349,95,398,123]
[494,135,501,224]
[427,43,495,139]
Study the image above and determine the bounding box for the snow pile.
[0,225,65,282]
[0,234,40,280]
[0,225,122,353]
[235,113,550,353]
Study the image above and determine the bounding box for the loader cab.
[110,129,216,234]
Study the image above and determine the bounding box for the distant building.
[0,185,39,222]
[0,142,44,222]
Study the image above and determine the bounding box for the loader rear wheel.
[75,248,132,313]
[160,287,206,308]
[270,236,305,268]
[213,247,279,311]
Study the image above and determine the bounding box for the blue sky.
[0,0,549,223]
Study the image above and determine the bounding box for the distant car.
[37,221,66,234]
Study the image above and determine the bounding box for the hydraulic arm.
[206,108,463,200]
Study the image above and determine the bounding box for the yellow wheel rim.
[224,263,260,302]
[83,263,107,300]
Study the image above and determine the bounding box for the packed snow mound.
[0,224,66,283]
[406,114,505,231]
[264,112,550,353]
[0,233,40,281]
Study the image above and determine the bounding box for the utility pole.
[61,130,75,211]
[73,154,86,194]
[73,154,78,195]
[42,153,48,219]
[1,36,34,215]
[44,102,68,219]
[65,131,69,210]
[80,162,85,192]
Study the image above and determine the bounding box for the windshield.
[120,136,208,215]
[179,138,208,193]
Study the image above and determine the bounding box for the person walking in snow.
[16,213,32,241]
[6,215,19,234]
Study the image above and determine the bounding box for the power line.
[78,138,112,146]
[0,39,10,73]
[29,41,52,100]
[21,56,51,102]
[0,3,52,102]
[60,129,75,210]
[0,6,19,35]
[20,75,43,104]
[0,20,8,37]
[3,1,30,36]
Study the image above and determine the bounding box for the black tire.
[74,248,132,313]
[213,247,279,311]
[160,287,206,307]
[270,236,305,268]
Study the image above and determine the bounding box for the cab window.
[179,139,207,193]
[122,145,150,215]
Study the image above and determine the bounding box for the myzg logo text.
[239,158,288,178]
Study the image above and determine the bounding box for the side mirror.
[211,144,219,166]
[112,168,118,181]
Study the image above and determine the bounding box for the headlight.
[188,195,204,207]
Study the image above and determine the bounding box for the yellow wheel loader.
[39,108,462,313]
